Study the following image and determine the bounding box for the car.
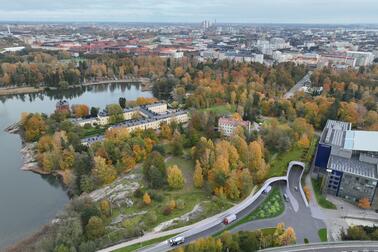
[168,236,185,246]
[294,186,298,191]
[283,193,289,202]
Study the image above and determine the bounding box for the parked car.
[168,236,185,246]
[223,214,237,225]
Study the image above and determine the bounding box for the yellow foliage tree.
[92,156,117,185]
[303,186,311,202]
[167,165,185,190]
[298,134,310,149]
[193,160,204,188]
[143,192,152,205]
[122,155,136,173]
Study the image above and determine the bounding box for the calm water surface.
[0,84,152,248]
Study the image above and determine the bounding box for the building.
[80,102,189,145]
[314,120,378,208]
[346,51,375,67]
[55,100,70,114]
[218,117,251,137]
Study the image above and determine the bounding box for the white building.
[218,117,251,137]
[346,51,375,67]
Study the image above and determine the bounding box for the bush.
[145,211,158,226]
[176,199,185,210]
[133,188,144,198]
[163,206,172,216]
[149,191,164,202]
[304,238,309,244]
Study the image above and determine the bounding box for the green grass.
[115,233,178,252]
[219,188,284,233]
[312,178,337,209]
[80,126,107,138]
[268,147,305,177]
[318,228,327,242]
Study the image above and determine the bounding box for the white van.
[263,186,272,194]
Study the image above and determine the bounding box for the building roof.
[320,120,352,147]
[328,155,378,179]
[218,117,250,128]
[344,130,378,152]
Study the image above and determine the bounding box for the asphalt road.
[139,165,315,252]
[232,166,325,244]
[260,241,378,252]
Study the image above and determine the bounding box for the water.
[0,83,152,249]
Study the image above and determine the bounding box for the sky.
[0,0,377,24]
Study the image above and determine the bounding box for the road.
[232,166,325,244]
[284,72,312,99]
[139,164,316,252]
[260,241,378,252]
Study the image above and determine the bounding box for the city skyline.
[0,0,378,24]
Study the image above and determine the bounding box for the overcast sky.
[0,0,377,24]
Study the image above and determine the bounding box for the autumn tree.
[22,113,46,142]
[167,165,185,190]
[122,155,136,173]
[193,160,204,188]
[358,197,371,209]
[99,199,112,217]
[143,192,152,205]
[303,186,311,202]
[160,123,173,139]
[92,156,117,185]
[85,216,105,240]
[71,104,89,118]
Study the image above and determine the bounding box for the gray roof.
[320,120,352,147]
[344,130,378,152]
[328,155,378,179]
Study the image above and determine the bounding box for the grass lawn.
[312,178,337,209]
[318,228,327,242]
[219,188,284,233]
[268,148,304,178]
[115,233,178,252]
[80,126,107,138]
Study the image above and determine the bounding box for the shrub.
[145,211,158,226]
[133,188,144,198]
[163,206,172,216]
[176,199,185,210]
[149,191,164,202]
[304,238,309,244]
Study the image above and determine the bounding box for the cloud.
[0,0,377,23]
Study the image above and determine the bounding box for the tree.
[99,199,112,217]
[167,165,185,190]
[106,104,124,123]
[122,155,136,173]
[303,186,311,202]
[119,97,127,109]
[193,160,204,188]
[143,151,167,188]
[143,192,151,205]
[160,123,173,139]
[85,216,105,240]
[358,197,371,209]
[23,113,46,142]
[90,107,99,117]
[92,156,117,185]
[72,104,89,118]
